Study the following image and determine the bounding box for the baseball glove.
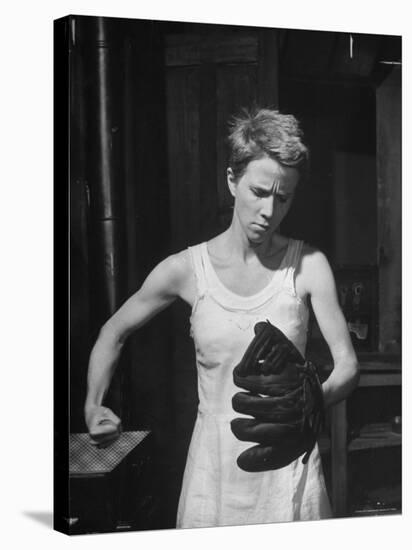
[230,321,324,472]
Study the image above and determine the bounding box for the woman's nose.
[261,196,275,219]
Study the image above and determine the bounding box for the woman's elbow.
[347,356,360,390]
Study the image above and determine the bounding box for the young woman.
[85,108,359,528]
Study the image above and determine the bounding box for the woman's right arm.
[84,251,191,445]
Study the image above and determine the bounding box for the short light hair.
[227,107,309,181]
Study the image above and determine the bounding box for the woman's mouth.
[253,223,270,231]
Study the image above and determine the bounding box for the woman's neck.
[214,222,286,264]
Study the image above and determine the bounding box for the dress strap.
[282,239,304,295]
[188,244,208,298]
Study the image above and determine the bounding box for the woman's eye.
[277,195,289,204]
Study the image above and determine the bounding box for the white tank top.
[176,238,331,528]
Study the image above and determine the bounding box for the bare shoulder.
[298,243,336,297]
[300,243,330,271]
[161,249,192,276]
[146,249,192,293]
[145,248,196,306]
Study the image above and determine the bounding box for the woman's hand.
[85,405,122,448]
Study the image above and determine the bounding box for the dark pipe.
[80,16,128,326]
[77,15,128,417]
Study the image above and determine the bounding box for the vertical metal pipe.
[77,15,128,418]
[82,16,127,326]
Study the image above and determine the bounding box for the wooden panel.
[281,30,336,78]
[216,64,258,230]
[376,66,401,353]
[166,66,201,250]
[165,31,258,66]
[198,64,219,242]
[331,34,380,78]
[331,400,347,517]
[257,29,279,108]
[348,422,401,451]
[333,152,377,266]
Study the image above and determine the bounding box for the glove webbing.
[301,361,325,464]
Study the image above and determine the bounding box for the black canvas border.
[53,15,70,535]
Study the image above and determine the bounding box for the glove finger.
[232,391,304,422]
[237,445,302,472]
[254,321,268,336]
[260,343,290,374]
[267,324,305,363]
[236,321,305,377]
[236,432,315,472]
[247,337,273,374]
[242,321,293,375]
[254,333,276,365]
[237,323,272,375]
[233,370,303,395]
[230,417,300,444]
[235,361,304,383]
[260,322,305,365]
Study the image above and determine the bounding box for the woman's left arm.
[302,248,360,408]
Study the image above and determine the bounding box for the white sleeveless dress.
[176,239,332,528]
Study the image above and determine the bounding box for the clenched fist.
[85,405,122,448]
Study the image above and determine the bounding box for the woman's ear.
[227,168,237,198]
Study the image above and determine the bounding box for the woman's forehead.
[246,157,299,191]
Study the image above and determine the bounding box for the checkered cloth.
[69,431,150,476]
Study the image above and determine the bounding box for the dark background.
[66,16,401,527]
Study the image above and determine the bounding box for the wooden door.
[165,27,279,250]
[164,26,280,507]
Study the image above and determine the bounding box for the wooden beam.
[165,32,258,66]
[257,29,279,108]
[331,400,348,517]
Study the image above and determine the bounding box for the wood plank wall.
[376,67,401,353]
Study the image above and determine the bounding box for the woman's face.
[228,156,300,244]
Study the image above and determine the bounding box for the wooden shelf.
[348,422,401,452]
[318,422,401,455]
[318,357,401,387]
[358,372,401,387]
[356,352,400,364]
[357,358,401,387]
[305,357,401,517]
